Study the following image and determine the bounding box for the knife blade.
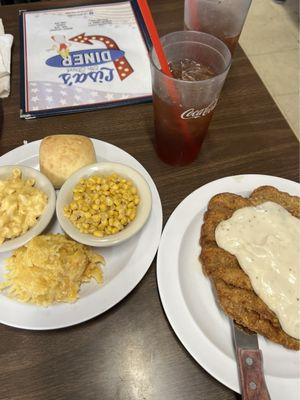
[231,320,271,400]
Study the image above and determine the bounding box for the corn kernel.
[121,217,128,225]
[92,214,101,222]
[106,197,113,206]
[129,211,136,221]
[99,204,107,212]
[93,231,104,237]
[108,218,114,227]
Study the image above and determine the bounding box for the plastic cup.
[184,0,252,55]
[150,31,231,166]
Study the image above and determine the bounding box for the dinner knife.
[231,320,271,400]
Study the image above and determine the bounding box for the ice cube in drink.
[169,59,216,81]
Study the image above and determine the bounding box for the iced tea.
[184,22,240,55]
[184,0,252,55]
[150,31,231,166]
[153,59,217,165]
[153,92,216,165]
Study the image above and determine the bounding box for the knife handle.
[237,349,271,400]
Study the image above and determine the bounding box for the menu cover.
[19,1,152,119]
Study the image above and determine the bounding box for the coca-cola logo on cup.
[181,99,218,120]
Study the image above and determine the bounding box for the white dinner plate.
[0,138,163,330]
[157,174,300,399]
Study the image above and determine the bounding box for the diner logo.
[46,33,134,86]
[181,99,218,119]
[46,48,125,68]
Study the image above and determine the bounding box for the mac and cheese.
[0,168,48,244]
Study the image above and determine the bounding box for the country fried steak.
[200,185,300,350]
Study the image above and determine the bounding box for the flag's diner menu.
[20,1,152,118]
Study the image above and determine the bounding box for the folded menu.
[19,1,152,118]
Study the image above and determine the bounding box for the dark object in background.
[1,1,40,5]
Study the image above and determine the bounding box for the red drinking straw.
[137,0,172,77]
[137,0,192,146]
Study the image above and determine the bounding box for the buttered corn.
[64,173,140,237]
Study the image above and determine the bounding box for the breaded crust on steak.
[200,185,300,350]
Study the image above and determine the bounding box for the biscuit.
[39,135,96,188]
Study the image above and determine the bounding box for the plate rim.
[157,174,300,397]
[0,138,163,330]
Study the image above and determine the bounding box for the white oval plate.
[157,175,300,399]
[0,139,162,330]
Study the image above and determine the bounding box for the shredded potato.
[0,234,105,306]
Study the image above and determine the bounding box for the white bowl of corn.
[56,162,152,247]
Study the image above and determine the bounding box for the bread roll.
[39,135,96,188]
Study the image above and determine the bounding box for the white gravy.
[215,201,300,339]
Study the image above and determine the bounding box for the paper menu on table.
[20,1,152,118]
